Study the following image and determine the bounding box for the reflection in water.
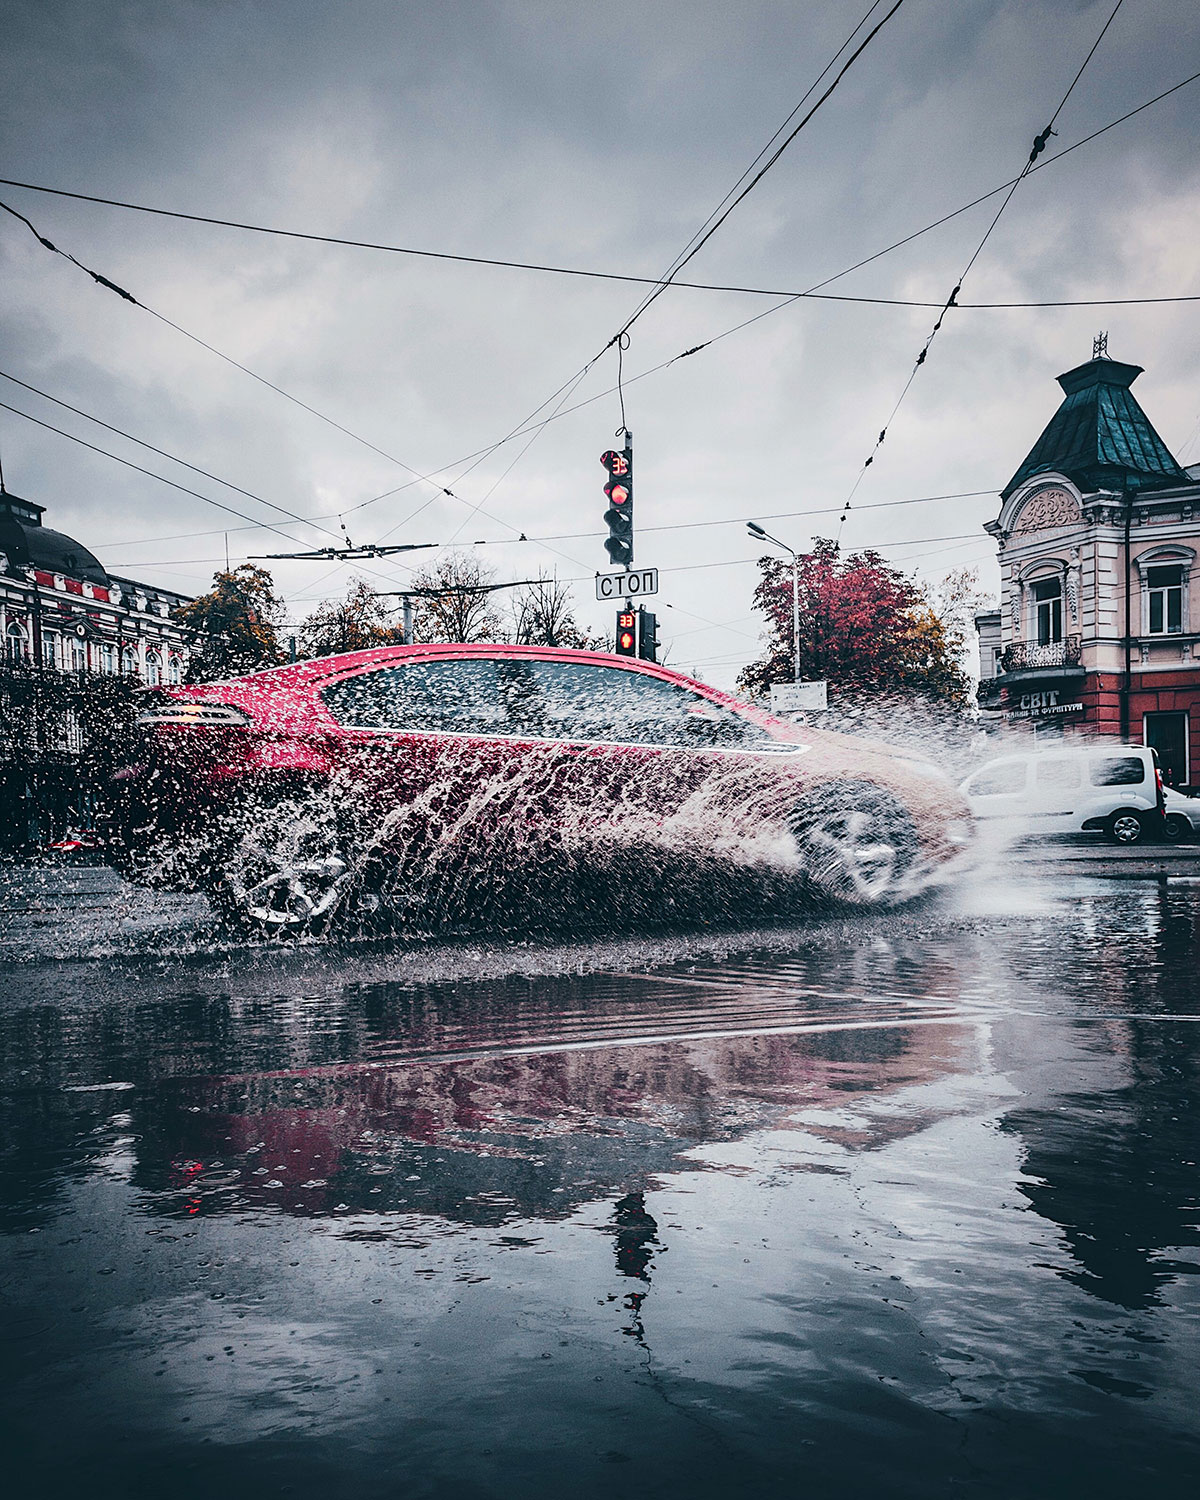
[1,880,1199,1496]
[609,1192,659,1284]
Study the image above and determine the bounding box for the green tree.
[298,578,397,658]
[738,538,971,706]
[174,564,285,682]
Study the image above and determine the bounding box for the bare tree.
[509,574,599,648]
[410,553,506,644]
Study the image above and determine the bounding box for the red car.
[106,644,973,934]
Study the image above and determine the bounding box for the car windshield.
[321,656,769,749]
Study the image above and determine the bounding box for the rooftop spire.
[1001,352,1187,500]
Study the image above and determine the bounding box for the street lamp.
[747,521,801,682]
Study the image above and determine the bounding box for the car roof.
[169,643,809,742]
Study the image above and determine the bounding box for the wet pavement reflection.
[2,871,1199,1498]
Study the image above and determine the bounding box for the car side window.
[967,761,1027,796]
[1090,755,1146,787]
[322,660,509,734]
[1035,758,1080,789]
[523,659,768,748]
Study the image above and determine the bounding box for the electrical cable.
[94,487,999,552]
[379,1,906,538]
[5,190,1196,312]
[834,0,1127,544]
[0,398,307,547]
[3,62,1193,564]
[0,59,1188,313]
[0,367,346,544]
[132,529,986,577]
[606,0,893,338]
[0,197,476,529]
[322,67,1200,532]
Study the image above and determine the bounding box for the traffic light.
[615,609,637,656]
[637,609,658,664]
[601,442,634,567]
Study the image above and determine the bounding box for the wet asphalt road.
[2,852,1199,1500]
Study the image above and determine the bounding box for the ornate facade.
[0,488,192,682]
[977,350,1200,785]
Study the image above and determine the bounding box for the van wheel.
[1105,809,1145,846]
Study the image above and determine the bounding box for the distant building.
[0,488,192,681]
[976,346,1200,785]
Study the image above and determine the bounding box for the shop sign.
[1005,688,1085,719]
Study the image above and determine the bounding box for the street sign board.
[595,567,658,601]
[771,681,828,713]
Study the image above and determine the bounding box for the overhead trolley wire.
[307,67,1200,533]
[0,197,485,541]
[0,367,346,544]
[835,0,1128,543]
[0,398,309,548]
[605,0,898,340]
[2,60,1194,560]
[2,60,1193,308]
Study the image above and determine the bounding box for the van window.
[967,761,1027,796]
[1036,758,1080,790]
[1090,755,1146,787]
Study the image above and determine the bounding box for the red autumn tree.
[738,538,971,705]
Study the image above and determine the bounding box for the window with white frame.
[6,621,28,659]
[100,642,116,674]
[146,649,162,686]
[1032,576,1062,646]
[41,630,60,668]
[1146,565,1184,635]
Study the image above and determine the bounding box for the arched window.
[146,649,162,687]
[121,647,137,677]
[168,653,183,685]
[5,621,29,660]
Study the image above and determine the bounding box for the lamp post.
[747,522,800,682]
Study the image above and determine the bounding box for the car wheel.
[1162,812,1191,844]
[1105,809,1145,846]
[207,793,356,936]
[789,780,920,906]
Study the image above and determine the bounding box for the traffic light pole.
[621,432,634,617]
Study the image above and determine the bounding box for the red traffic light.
[601,450,630,476]
[616,609,637,656]
[605,481,630,506]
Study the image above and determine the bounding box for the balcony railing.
[1000,635,1082,672]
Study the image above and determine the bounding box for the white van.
[959,744,1165,845]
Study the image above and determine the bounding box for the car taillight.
[138,702,252,726]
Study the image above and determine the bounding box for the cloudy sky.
[1,0,1198,686]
